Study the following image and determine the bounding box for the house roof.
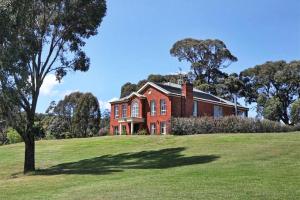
[109,92,145,103]
[110,82,248,110]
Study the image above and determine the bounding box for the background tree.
[291,99,300,125]
[215,73,245,101]
[170,38,237,94]
[43,92,101,138]
[53,92,84,133]
[120,82,137,98]
[72,93,101,137]
[0,0,106,173]
[240,60,300,124]
[99,109,110,135]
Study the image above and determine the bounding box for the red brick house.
[110,82,248,135]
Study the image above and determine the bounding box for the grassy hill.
[0,133,300,200]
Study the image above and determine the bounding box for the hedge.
[171,116,300,135]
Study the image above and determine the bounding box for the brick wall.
[141,85,172,134]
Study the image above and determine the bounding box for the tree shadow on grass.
[35,147,219,176]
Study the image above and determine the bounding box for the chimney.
[182,81,194,117]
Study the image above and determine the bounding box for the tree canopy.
[170,38,237,94]
[240,60,300,124]
[0,0,106,173]
[44,92,101,138]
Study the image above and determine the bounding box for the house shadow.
[35,147,219,176]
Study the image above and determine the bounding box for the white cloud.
[40,74,60,96]
[99,97,118,111]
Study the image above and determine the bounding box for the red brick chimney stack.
[182,81,194,117]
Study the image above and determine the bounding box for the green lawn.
[0,133,300,200]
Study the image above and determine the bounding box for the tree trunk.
[23,112,36,174]
[24,133,35,173]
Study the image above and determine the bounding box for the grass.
[0,133,300,200]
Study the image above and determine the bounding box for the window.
[160,99,167,115]
[160,121,167,135]
[214,105,223,118]
[150,123,156,135]
[113,126,119,135]
[114,105,119,119]
[150,100,156,116]
[122,104,127,118]
[193,101,198,117]
[131,101,139,117]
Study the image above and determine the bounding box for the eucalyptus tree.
[72,93,101,137]
[240,60,300,124]
[170,38,237,94]
[0,0,106,173]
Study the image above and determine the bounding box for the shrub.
[98,127,108,136]
[137,129,149,135]
[44,131,56,140]
[6,128,22,144]
[171,116,300,135]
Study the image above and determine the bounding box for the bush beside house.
[171,116,300,135]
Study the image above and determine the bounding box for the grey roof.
[156,83,221,102]
[155,82,248,109]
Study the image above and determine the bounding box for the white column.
[131,122,134,135]
[119,124,122,135]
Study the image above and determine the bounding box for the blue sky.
[37,0,300,117]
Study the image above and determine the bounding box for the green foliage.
[137,129,149,135]
[0,0,107,172]
[240,60,300,124]
[44,132,56,140]
[171,116,300,135]
[120,82,138,98]
[44,92,101,139]
[262,97,282,121]
[72,93,101,137]
[6,128,22,144]
[291,99,300,125]
[170,38,237,94]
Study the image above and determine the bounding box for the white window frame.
[122,104,127,118]
[114,105,119,119]
[214,105,223,118]
[193,101,198,117]
[160,121,167,135]
[150,100,156,116]
[160,99,167,115]
[131,101,139,118]
[150,123,156,135]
